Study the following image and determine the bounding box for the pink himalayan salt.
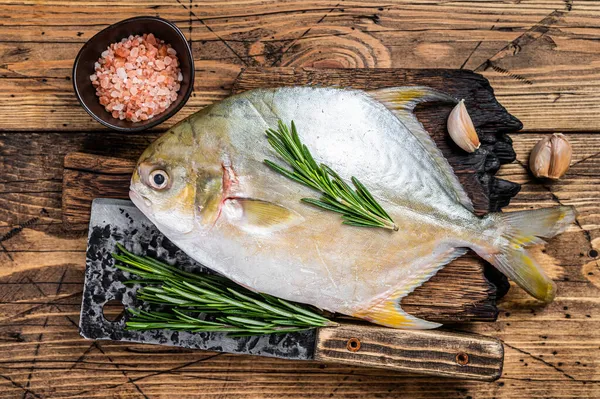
[90,33,182,123]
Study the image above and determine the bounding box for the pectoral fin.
[223,198,304,233]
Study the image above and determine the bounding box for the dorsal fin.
[368,87,475,212]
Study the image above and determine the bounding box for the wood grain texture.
[1,0,600,397]
[1,1,600,131]
[62,153,135,227]
[60,153,497,324]
[314,324,504,381]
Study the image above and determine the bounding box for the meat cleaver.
[80,198,504,381]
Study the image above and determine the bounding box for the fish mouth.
[129,189,152,217]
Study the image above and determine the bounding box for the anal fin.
[352,247,468,329]
[353,292,442,329]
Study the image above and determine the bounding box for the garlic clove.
[529,133,572,180]
[548,133,572,179]
[529,137,552,178]
[447,99,480,153]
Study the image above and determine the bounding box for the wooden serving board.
[63,67,522,324]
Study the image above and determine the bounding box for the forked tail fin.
[477,206,577,303]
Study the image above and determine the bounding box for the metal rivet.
[346,337,361,352]
[456,352,469,366]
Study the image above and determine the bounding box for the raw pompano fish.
[130,86,576,329]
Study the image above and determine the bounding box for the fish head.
[130,129,199,236]
[130,118,229,237]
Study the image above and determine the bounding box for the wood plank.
[2,1,600,131]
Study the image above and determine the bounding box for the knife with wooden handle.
[80,198,504,381]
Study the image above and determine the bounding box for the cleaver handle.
[313,324,503,381]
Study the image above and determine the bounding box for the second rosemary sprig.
[264,120,398,231]
[112,244,334,335]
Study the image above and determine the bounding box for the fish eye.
[148,169,169,190]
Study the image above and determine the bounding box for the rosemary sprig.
[264,120,398,231]
[112,244,334,336]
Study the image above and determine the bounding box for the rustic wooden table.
[1,1,599,398]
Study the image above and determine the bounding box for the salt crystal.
[164,56,172,66]
[130,86,138,95]
[90,74,98,82]
[177,72,183,82]
[101,50,109,57]
[115,47,129,57]
[167,47,177,56]
[113,104,124,111]
[116,67,127,80]
[110,90,120,98]
[147,33,157,45]
[94,62,101,69]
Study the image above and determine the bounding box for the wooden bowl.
[72,16,194,132]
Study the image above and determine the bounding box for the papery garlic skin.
[529,133,572,180]
[447,99,481,153]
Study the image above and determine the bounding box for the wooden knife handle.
[314,324,503,381]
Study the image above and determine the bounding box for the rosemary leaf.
[264,120,397,231]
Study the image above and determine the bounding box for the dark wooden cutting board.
[63,67,522,324]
